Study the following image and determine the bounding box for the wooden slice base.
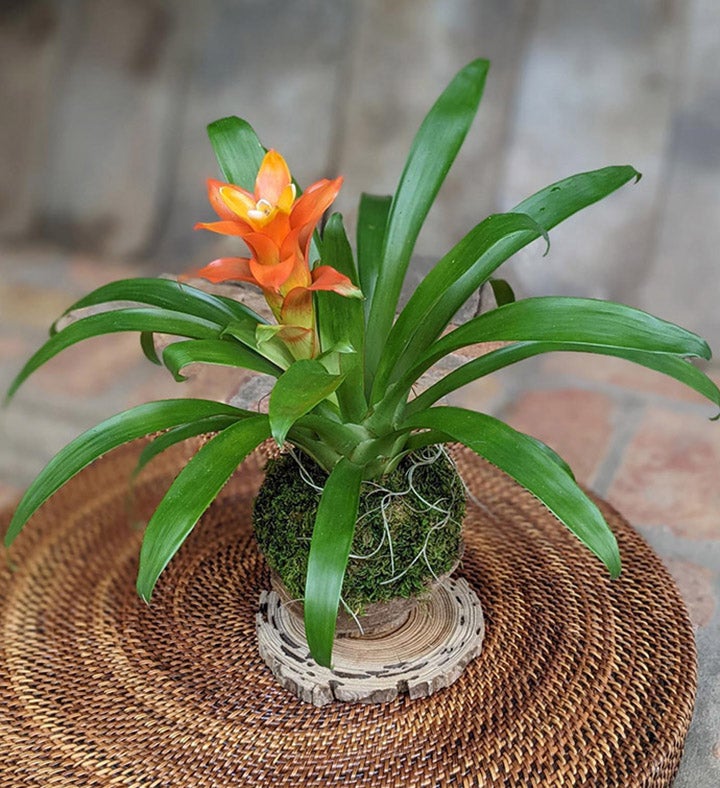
[256,577,485,706]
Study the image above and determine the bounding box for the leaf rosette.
[4,59,718,668]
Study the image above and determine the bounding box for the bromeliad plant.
[4,59,719,668]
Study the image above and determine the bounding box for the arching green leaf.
[373,165,640,399]
[364,59,490,383]
[162,338,282,381]
[406,297,711,389]
[50,278,252,336]
[269,360,346,446]
[134,415,245,475]
[7,309,222,401]
[5,399,248,546]
[304,458,363,667]
[406,342,720,416]
[136,415,270,601]
[372,212,545,399]
[403,407,620,577]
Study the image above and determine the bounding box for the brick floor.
[502,387,614,486]
[608,407,720,539]
[542,352,720,407]
[664,558,716,629]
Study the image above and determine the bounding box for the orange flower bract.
[191,150,360,358]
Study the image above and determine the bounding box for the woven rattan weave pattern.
[0,441,695,786]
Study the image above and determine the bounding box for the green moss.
[252,448,466,614]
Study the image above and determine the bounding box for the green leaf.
[162,338,282,381]
[212,294,268,325]
[134,415,244,475]
[4,399,248,546]
[364,59,490,383]
[294,413,370,459]
[7,309,222,402]
[514,165,641,231]
[372,212,546,399]
[399,427,450,455]
[315,344,356,374]
[268,360,346,445]
[316,214,362,347]
[522,433,576,480]
[489,278,516,307]
[356,193,392,325]
[50,278,247,336]
[316,213,366,421]
[403,407,621,577]
[223,321,294,369]
[140,331,161,365]
[408,297,711,387]
[373,165,640,400]
[207,116,265,190]
[407,342,720,416]
[136,415,270,601]
[281,430,342,474]
[396,414,573,478]
[304,457,363,667]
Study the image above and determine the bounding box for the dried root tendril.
[287,443,465,594]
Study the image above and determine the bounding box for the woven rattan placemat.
[0,442,696,787]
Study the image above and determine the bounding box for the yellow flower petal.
[277,183,297,214]
[219,186,257,222]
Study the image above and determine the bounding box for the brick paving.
[0,244,718,785]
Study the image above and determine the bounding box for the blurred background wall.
[1,0,718,340]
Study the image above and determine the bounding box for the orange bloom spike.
[206,179,246,221]
[277,183,296,213]
[280,287,315,333]
[275,226,312,294]
[291,177,343,259]
[242,232,280,268]
[199,151,296,234]
[192,149,350,358]
[271,325,316,360]
[218,185,257,222]
[290,177,343,231]
[308,266,363,298]
[249,254,297,292]
[194,219,253,237]
[255,150,293,206]
[184,257,257,285]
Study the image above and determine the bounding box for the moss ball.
[252,449,466,614]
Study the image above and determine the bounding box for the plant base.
[256,577,484,706]
[253,449,466,616]
[268,560,462,638]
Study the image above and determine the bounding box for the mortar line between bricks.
[589,399,647,497]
